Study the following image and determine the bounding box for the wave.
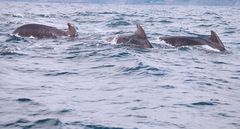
[66,121,127,129]
[121,62,166,76]
[44,71,79,76]
[107,21,131,27]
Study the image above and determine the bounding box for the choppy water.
[0,1,240,129]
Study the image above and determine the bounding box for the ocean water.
[0,1,240,129]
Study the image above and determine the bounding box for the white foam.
[112,35,119,44]
[12,33,22,38]
[202,45,220,52]
[29,35,36,39]
[103,35,118,44]
[12,33,36,39]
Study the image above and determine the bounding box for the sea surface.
[0,1,240,129]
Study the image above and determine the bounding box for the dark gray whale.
[159,31,226,51]
[13,23,77,38]
[107,24,153,48]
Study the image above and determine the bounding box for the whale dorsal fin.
[135,24,146,38]
[67,23,77,37]
[210,31,222,44]
[210,30,226,51]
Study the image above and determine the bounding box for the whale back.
[13,24,68,38]
[159,36,205,47]
[13,23,78,39]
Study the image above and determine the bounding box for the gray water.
[0,2,240,129]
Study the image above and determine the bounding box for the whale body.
[107,24,153,48]
[159,31,226,51]
[13,23,77,38]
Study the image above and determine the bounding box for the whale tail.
[135,24,147,38]
[209,30,226,51]
[67,23,78,37]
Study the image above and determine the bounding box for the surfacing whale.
[159,31,226,51]
[107,24,153,48]
[13,23,77,38]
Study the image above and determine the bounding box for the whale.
[13,23,77,39]
[159,31,226,51]
[107,24,153,48]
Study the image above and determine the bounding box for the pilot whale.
[13,23,77,38]
[107,24,153,48]
[159,31,226,51]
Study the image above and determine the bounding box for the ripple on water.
[175,99,221,108]
[91,64,115,69]
[191,101,220,106]
[2,119,31,129]
[160,85,176,89]
[16,98,41,106]
[98,11,120,15]
[145,19,173,24]
[25,118,62,129]
[0,43,27,57]
[224,31,236,34]
[212,61,228,64]
[231,123,240,127]
[0,48,25,56]
[5,35,29,43]
[84,124,125,129]
[57,109,74,114]
[107,21,131,27]
[2,118,62,129]
[36,14,57,18]
[158,20,173,24]
[203,11,219,16]
[44,71,78,76]
[197,24,215,28]
[76,11,97,16]
[109,52,131,58]
[16,98,32,102]
[122,62,166,76]
[0,36,28,56]
[3,13,24,18]
[66,121,127,129]
[217,113,233,118]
